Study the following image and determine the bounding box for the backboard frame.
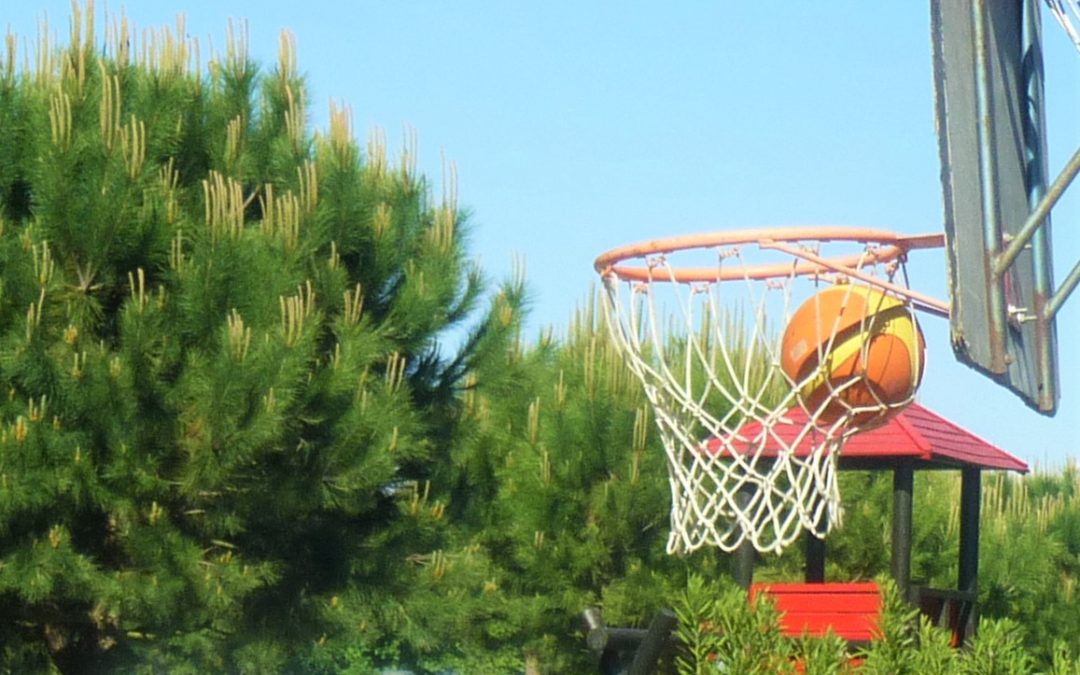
[931,0,1080,414]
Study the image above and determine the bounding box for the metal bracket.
[760,239,951,319]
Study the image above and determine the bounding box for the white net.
[598,234,927,555]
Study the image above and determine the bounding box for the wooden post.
[891,464,914,601]
[733,539,755,589]
[733,484,755,589]
[958,468,981,593]
[955,467,982,642]
[805,531,826,583]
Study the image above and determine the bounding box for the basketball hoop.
[594,227,946,555]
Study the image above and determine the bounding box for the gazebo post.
[958,468,981,593]
[891,463,914,601]
[952,467,982,641]
[733,483,756,589]
[805,532,826,583]
[733,538,755,590]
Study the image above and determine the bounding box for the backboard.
[931,0,1061,414]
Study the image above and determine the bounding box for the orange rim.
[594,226,944,283]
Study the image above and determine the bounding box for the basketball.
[780,285,925,428]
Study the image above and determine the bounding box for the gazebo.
[712,401,1029,642]
[583,402,1029,672]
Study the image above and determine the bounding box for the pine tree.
[0,7,518,672]
[395,295,711,672]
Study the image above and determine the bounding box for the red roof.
[705,402,1028,473]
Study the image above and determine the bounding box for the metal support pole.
[995,0,1080,340]
[995,143,1080,278]
[1021,0,1058,414]
[891,465,914,602]
[805,531,826,583]
[761,240,950,318]
[1047,257,1080,321]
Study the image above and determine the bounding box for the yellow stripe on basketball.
[782,285,925,429]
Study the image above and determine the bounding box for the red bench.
[749,582,882,643]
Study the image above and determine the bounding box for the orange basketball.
[780,285,925,429]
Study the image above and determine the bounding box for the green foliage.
[0,8,515,672]
[954,618,1033,674]
[856,578,953,675]
[978,466,1080,665]
[673,575,1080,675]
[1050,643,1080,675]
[673,574,793,674]
[338,294,785,672]
[417,296,692,671]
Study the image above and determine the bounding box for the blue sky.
[6,2,1079,467]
